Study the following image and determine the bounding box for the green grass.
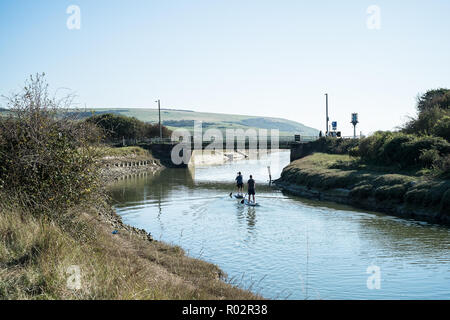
[280,153,450,214]
[98,146,151,158]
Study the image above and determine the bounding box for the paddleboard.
[234,194,244,199]
[244,199,259,207]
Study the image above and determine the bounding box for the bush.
[403,107,448,135]
[404,136,449,167]
[85,113,171,142]
[349,146,359,158]
[432,115,450,141]
[419,149,441,168]
[0,74,101,216]
[354,131,450,170]
[356,131,393,163]
[377,133,413,166]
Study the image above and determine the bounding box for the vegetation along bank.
[276,89,450,225]
[0,74,258,299]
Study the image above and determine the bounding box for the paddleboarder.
[247,175,256,204]
[235,172,244,195]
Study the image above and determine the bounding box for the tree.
[85,113,172,142]
[402,89,450,135]
[417,88,450,113]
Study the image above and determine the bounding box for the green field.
[65,108,319,136]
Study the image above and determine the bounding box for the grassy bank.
[97,146,163,182]
[98,146,153,158]
[0,198,259,299]
[0,74,259,300]
[276,153,450,224]
[1,145,259,299]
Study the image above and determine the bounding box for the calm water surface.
[110,151,450,299]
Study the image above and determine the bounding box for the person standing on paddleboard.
[235,172,244,195]
[247,175,256,203]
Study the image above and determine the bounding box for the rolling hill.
[78,108,319,136]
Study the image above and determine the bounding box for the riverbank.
[98,146,164,182]
[0,146,260,299]
[275,153,450,225]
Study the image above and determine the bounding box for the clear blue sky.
[1,0,449,135]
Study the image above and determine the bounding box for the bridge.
[133,135,319,167]
[141,135,317,149]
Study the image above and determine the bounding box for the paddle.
[240,194,248,204]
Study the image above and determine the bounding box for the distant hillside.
[79,108,319,136]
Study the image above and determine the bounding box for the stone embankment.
[100,155,163,182]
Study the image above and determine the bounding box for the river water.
[109,151,450,299]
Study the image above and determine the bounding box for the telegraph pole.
[155,99,162,140]
[325,93,329,136]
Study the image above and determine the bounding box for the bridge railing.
[157,136,319,144]
[108,135,320,147]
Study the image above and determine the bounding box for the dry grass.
[0,201,259,300]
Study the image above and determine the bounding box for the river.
[109,150,450,299]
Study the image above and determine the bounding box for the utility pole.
[325,93,329,136]
[155,99,162,140]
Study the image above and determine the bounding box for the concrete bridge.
[138,136,319,168]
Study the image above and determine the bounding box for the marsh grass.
[0,200,260,300]
[281,153,450,215]
[0,74,260,300]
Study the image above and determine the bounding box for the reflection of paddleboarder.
[247,175,256,203]
[235,172,243,194]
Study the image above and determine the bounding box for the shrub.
[355,131,450,169]
[357,131,393,163]
[377,133,414,166]
[0,74,101,216]
[85,113,171,142]
[419,149,441,168]
[402,107,448,135]
[349,146,359,158]
[432,115,450,141]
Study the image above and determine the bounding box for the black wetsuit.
[248,178,255,195]
[236,175,243,188]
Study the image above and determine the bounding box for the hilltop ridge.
[78,108,319,136]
